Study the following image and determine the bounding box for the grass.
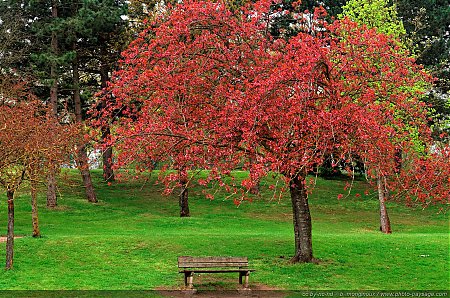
[0,169,448,292]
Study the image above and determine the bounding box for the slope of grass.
[0,170,448,291]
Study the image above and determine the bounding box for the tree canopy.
[98,0,448,262]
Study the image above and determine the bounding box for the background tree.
[327,18,445,232]
[46,0,60,207]
[338,0,419,233]
[396,0,450,139]
[7,0,127,206]
[74,0,128,183]
[3,0,130,202]
[2,0,83,204]
[0,1,30,75]
[26,117,77,238]
[340,0,406,38]
[0,92,76,269]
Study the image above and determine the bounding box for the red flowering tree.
[328,18,448,230]
[101,0,445,262]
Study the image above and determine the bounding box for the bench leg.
[185,272,194,289]
[239,271,250,288]
[243,271,250,288]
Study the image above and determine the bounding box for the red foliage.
[101,0,333,193]
[0,85,77,191]
[397,145,450,206]
[99,0,448,206]
[0,79,78,270]
[328,18,448,206]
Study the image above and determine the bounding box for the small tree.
[328,16,435,233]
[26,114,77,238]
[338,0,411,233]
[0,83,75,269]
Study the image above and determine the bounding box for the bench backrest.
[178,256,248,268]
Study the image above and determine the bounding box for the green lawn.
[0,170,448,291]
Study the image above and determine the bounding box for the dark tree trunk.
[101,127,114,182]
[47,0,59,207]
[179,170,190,217]
[6,190,14,270]
[73,44,97,203]
[73,47,82,123]
[377,176,392,234]
[77,145,98,203]
[50,1,58,117]
[30,178,41,238]
[289,172,315,263]
[99,57,115,182]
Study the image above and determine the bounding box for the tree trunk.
[30,178,41,238]
[73,48,82,124]
[77,145,98,203]
[6,190,14,270]
[101,127,114,182]
[100,57,114,182]
[50,1,58,117]
[179,170,190,217]
[377,176,392,234]
[47,0,59,207]
[289,172,315,263]
[73,42,97,203]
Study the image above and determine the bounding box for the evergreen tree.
[70,0,128,183]
[396,0,450,139]
[2,0,129,201]
[0,1,30,75]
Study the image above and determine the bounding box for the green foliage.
[339,0,434,154]
[0,170,447,290]
[0,0,129,119]
[0,1,29,73]
[339,0,406,38]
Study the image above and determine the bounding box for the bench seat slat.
[178,256,249,268]
[179,256,247,263]
[179,269,255,273]
[179,262,249,268]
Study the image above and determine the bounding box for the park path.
[157,284,288,298]
[0,236,23,242]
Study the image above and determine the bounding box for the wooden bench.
[178,256,255,289]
